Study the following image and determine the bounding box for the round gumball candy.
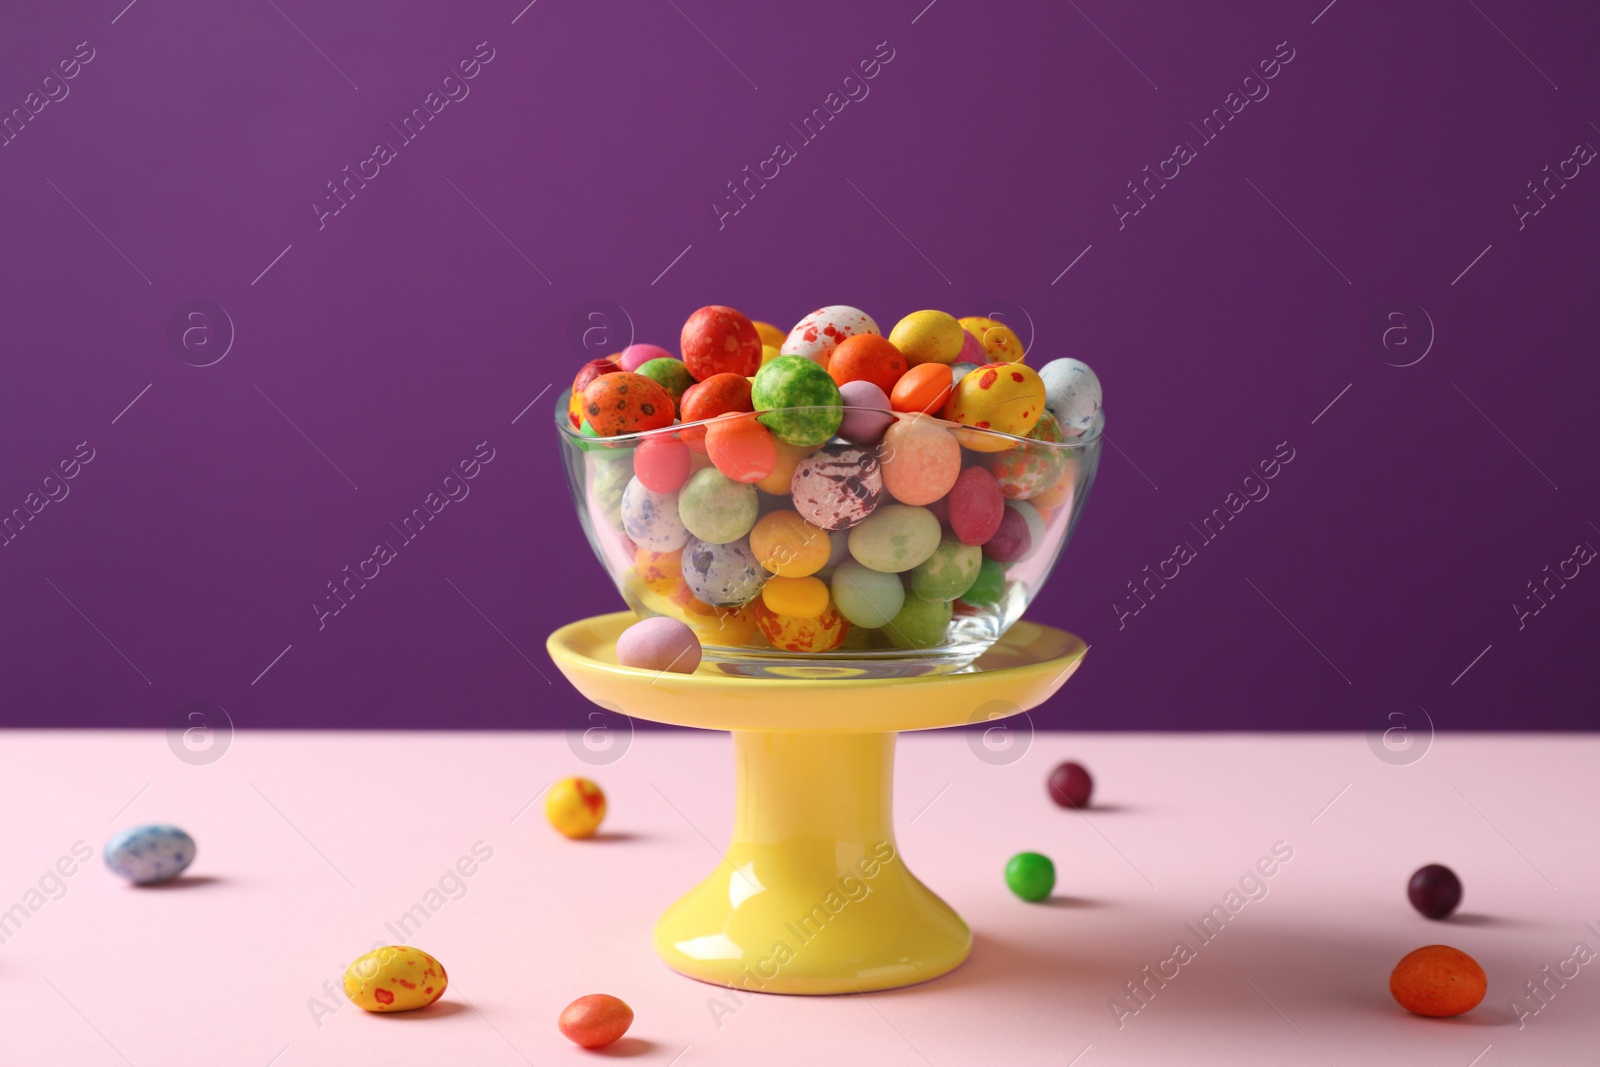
[705,414,778,484]
[634,433,692,493]
[837,380,893,446]
[634,546,682,594]
[1048,762,1093,808]
[889,310,965,366]
[989,410,1070,499]
[569,357,620,427]
[761,575,830,617]
[682,306,762,381]
[546,777,606,838]
[682,536,766,606]
[754,599,849,651]
[753,320,787,349]
[753,356,843,446]
[830,561,906,628]
[1408,865,1463,920]
[619,343,674,372]
[622,477,689,552]
[583,372,676,436]
[559,994,634,1049]
[1004,852,1055,902]
[879,416,961,506]
[884,595,951,648]
[1389,946,1486,1017]
[750,510,831,577]
[848,504,942,573]
[958,316,1025,363]
[790,444,883,531]
[910,535,982,602]
[828,334,908,393]
[942,363,1047,450]
[889,363,953,415]
[344,946,448,1013]
[635,357,696,409]
[959,557,1007,607]
[678,467,758,544]
[1038,358,1101,437]
[757,439,813,495]
[948,466,1005,546]
[781,306,881,369]
[616,616,702,673]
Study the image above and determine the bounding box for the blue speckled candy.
[682,536,766,606]
[1037,358,1101,437]
[622,476,689,552]
[104,824,195,885]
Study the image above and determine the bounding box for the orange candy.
[1389,945,1487,1017]
[582,372,675,436]
[828,334,908,394]
[559,994,634,1049]
[679,373,754,452]
[705,414,777,483]
[749,510,831,576]
[889,363,954,415]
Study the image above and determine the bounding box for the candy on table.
[830,560,905,628]
[885,595,951,648]
[1047,761,1093,808]
[618,343,673,372]
[836,380,893,446]
[569,357,620,427]
[947,466,1005,546]
[1407,864,1463,920]
[634,546,682,594]
[879,416,960,506]
[617,616,702,672]
[103,824,195,885]
[752,320,787,349]
[1038,358,1101,437]
[682,536,766,606]
[848,504,942,573]
[1004,852,1056,902]
[1389,945,1486,1017]
[754,599,850,651]
[681,305,762,381]
[582,372,676,436]
[761,575,830,617]
[546,777,607,839]
[959,557,1007,608]
[889,310,964,366]
[942,362,1047,451]
[559,994,635,1048]
[909,534,982,602]
[705,414,778,484]
[989,411,1070,499]
[827,333,907,393]
[678,467,758,544]
[889,363,954,415]
[622,477,689,552]
[343,946,448,1013]
[958,316,1025,363]
[753,355,843,447]
[750,510,831,576]
[790,444,882,531]
[635,357,696,409]
[780,305,880,369]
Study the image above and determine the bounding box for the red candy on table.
[583,372,676,436]
[1048,761,1093,808]
[681,305,762,381]
[634,433,692,493]
[558,993,634,1048]
[948,466,1005,546]
[1408,864,1463,920]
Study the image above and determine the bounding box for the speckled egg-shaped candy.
[622,477,689,552]
[988,410,1070,499]
[781,306,881,369]
[790,444,882,530]
[958,316,1026,363]
[681,306,762,381]
[1038,358,1101,437]
[942,363,1046,452]
[910,535,983,602]
[616,616,702,673]
[678,467,758,544]
[879,416,961,506]
[682,536,766,606]
[104,825,195,885]
[583,372,676,436]
[848,504,942,573]
[753,356,843,446]
[344,946,448,1013]
[754,600,850,652]
[569,357,620,427]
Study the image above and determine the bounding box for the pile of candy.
[563,304,1102,655]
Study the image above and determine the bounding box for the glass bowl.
[556,391,1101,678]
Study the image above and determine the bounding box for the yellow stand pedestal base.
[547,612,1087,995]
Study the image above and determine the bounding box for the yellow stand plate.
[547,612,1088,994]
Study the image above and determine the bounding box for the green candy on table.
[909,535,982,602]
[1004,851,1055,902]
[635,357,696,408]
[884,595,951,649]
[752,355,843,446]
[959,557,1007,608]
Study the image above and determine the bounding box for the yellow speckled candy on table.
[942,363,1047,453]
[546,777,607,839]
[957,317,1025,363]
[754,600,849,652]
[343,946,448,1013]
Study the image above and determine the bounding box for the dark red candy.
[1408,864,1462,920]
[982,505,1031,562]
[1048,761,1093,809]
[948,466,1004,546]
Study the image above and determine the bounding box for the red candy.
[948,467,1005,546]
[558,993,634,1048]
[681,305,762,381]
[583,372,675,436]
[680,372,754,452]
[829,334,907,394]
[634,433,692,493]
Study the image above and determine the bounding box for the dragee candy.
[1004,852,1055,902]
[909,534,982,602]
[635,357,696,409]
[781,305,880,369]
[1408,865,1462,920]
[879,416,960,506]
[344,946,448,1012]
[958,316,1025,363]
[750,510,831,577]
[889,310,964,366]
[622,477,689,552]
[753,356,843,447]
[616,616,701,673]
[1048,762,1093,808]
[546,777,606,839]
[886,596,951,649]
[790,444,882,531]
[848,504,941,573]
[830,560,905,628]
[619,343,673,371]
[682,536,765,606]
[679,467,758,544]
[1389,946,1485,1017]
[837,380,893,446]
[989,411,1070,499]
[559,994,634,1049]
[828,333,906,393]
[947,466,1004,546]
[943,363,1046,450]
[104,824,195,885]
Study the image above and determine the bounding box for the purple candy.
[619,343,675,372]
[982,506,1032,562]
[838,380,893,445]
[616,616,702,673]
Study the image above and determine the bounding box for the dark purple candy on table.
[1048,761,1093,809]
[1407,864,1462,920]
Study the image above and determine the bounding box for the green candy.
[636,357,696,408]
[678,467,757,544]
[884,595,951,649]
[1004,852,1055,902]
[959,557,1007,608]
[910,535,982,602]
[831,561,906,628]
[753,355,842,446]
[847,505,941,573]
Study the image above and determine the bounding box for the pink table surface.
[0,730,1595,1066]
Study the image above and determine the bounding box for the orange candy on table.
[761,575,829,617]
[749,510,831,576]
[889,363,954,415]
[828,334,908,394]
[705,414,777,484]
[558,994,634,1049]
[1389,945,1487,1018]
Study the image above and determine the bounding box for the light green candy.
[847,505,941,573]
[910,535,982,602]
[635,357,696,407]
[677,467,757,544]
[830,561,906,628]
[885,596,952,649]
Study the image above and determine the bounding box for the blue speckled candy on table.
[104,824,195,885]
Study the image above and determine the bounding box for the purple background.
[2,0,1595,731]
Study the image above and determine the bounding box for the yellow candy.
[676,592,761,646]
[753,321,787,349]
[759,343,783,366]
[344,946,448,1013]
[749,510,831,576]
[546,777,606,839]
[756,440,811,495]
[761,575,829,617]
[635,547,682,594]
[888,310,964,366]
[942,363,1047,453]
[958,316,1025,363]
[754,601,849,652]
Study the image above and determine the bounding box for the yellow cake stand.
[547,611,1087,994]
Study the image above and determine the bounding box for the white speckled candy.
[622,477,689,552]
[790,444,883,531]
[780,306,880,369]
[1038,358,1101,437]
[616,616,702,673]
[104,824,195,885]
[682,536,766,606]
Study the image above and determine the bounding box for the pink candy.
[619,343,675,372]
[948,466,1004,546]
